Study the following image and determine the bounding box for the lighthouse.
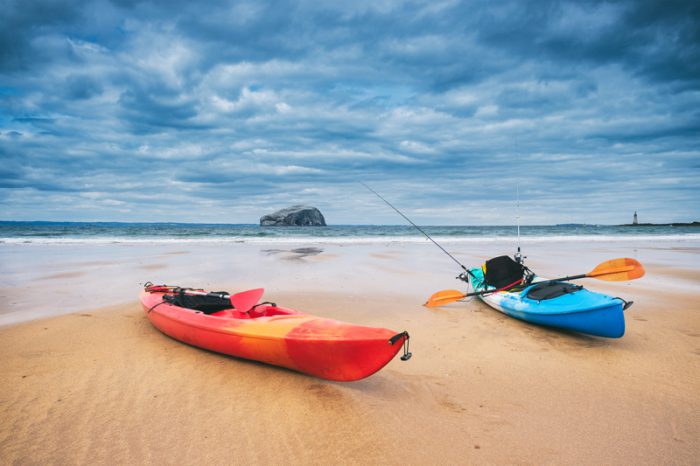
[633,211,638,225]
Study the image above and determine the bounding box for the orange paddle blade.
[587,258,645,281]
[230,288,265,313]
[424,289,466,308]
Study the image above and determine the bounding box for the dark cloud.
[118,88,203,133]
[0,0,698,224]
[64,74,104,100]
[0,0,82,71]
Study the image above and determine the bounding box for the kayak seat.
[483,255,526,289]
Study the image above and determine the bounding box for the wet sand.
[1,240,698,464]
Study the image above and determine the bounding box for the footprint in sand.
[439,396,467,413]
[306,383,343,401]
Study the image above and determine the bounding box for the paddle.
[424,257,645,308]
[425,278,525,307]
[230,288,265,313]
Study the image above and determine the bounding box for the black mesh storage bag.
[165,291,232,314]
[526,282,582,301]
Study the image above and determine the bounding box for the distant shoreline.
[620,221,700,227]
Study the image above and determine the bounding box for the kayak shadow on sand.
[496,311,617,349]
[429,301,613,349]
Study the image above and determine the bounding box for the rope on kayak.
[147,300,168,314]
[482,278,524,296]
[144,282,170,314]
[251,301,277,311]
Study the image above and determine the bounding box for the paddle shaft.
[469,269,626,298]
[429,278,526,304]
[447,273,590,303]
[546,273,587,282]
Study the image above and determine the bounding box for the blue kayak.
[468,267,626,338]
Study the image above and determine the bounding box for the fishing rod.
[361,182,471,276]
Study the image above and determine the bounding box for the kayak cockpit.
[159,290,298,319]
[207,304,300,319]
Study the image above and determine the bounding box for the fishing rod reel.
[457,270,470,283]
[456,267,476,301]
[513,248,537,288]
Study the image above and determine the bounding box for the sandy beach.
[4,0,699,463]
[1,239,699,464]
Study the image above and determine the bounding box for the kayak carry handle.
[616,297,634,311]
[389,331,412,361]
[389,331,408,345]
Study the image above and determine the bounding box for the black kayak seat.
[483,255,526,289]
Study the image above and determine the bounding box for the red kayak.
[140,284,411,381]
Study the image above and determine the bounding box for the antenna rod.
[516,184,521,252]
[515,184,524,264]
[362,182,468,272]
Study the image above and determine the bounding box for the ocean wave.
[2,234,699,245]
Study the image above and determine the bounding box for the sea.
[1,221,698,244]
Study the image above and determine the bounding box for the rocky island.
[260,205,327,226]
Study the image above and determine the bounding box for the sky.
[1,0,699,225]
